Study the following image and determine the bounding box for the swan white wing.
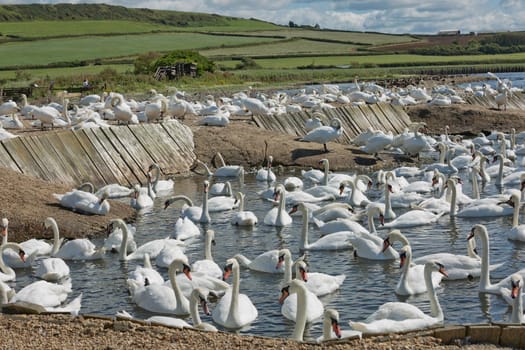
[304,272,345,296]
[231,211,258,226]
[173,217,201,240]
[128,266,165,286]
[147,316,191,329]
[34,258,70,282]
[306,231,355,251]
[350,316,439,334]
[349,233,399,260]
[130,285,179,314]
[235,251,283,273]
[175,273,229,299]
[13,280,71,307]
[380,210,444,229]
[192,259,223,279]
[212,288,258,328]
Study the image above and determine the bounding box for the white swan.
[297,203,354,251]
[378,208,445,230]
[340,175,372,207]
[127,253,164,287]
[468,224,525,297]
[148,163,174,196]
[191,229,223,279]
[172,216,201,241]
[34,257,70,282]
[301,117,343,152]
[314,202,382,236]
[234,248,284,274]
[111,218,184,261]
[130,183,154,210]
[395,245,446,296]
[349,261,447,334]
[95,183,133,199]
[263,184,293,226]
[256,155,276,183]
[212,257,258,329]
[316,309,362,342]
[0,243,26,281]
[295,260,345,296]
[53,189,110,215]
[506,193,525,242]
[452,185,517,218]
[54,238,105,261]
[231,192,258,226]
[212,152,244,177]
[279,279,323,341]
[164,183,211,224]
[11,279,72,308]
[104,221,137,253]
[347,207,399,260]
[141,288,218,332]
[505,274,524,323]
[127,258,191,316]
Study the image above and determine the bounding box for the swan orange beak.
[300,268,308,282]
[332,319,342,338]
[438,263,448,278]
[279,286,290,304]
[1,226,6,237]
[276,255,284,270]
[223,264,233,281]
[200,297,211,315]
[18,249,26,262]
[399,251,406,268]
[183,264,192,281]
[288,205,298,215]
[511,280,521,299]
[382,237,391,253]
[379,214,385,226]
[339,184,345,195]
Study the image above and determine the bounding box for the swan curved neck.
[384,183,392,215]
[117,221,129,260]
[471,169,480,200]
[322,161,329,186]
[50,221,62,256]
[292,283,308,341]
[424,264,443,320]
[477,228,491,290]
[512,196,520,228]
[228,262,241,324]
[190,292,202,326]
[201,187,210,223]
[367,207,378,233]
[283,253,292,284]
[449,181,457,217]
[168,263,188,313]
[277,187,287,226]
[511,287,523,323]
[300,206,309,249]
[204,233,213,261]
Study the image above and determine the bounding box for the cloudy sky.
[6,0,525,34]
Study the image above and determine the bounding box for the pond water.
[9,151,525,341]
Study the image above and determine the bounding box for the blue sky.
[5,0,525,34]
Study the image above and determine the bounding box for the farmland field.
[0,32,280,68]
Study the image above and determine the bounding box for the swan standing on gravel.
[301,117,343,152]
[349,261,447,334]
[212,258,258,329]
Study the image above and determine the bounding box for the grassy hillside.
[0,3,523,95]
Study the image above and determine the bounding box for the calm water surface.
[11,154,525,340]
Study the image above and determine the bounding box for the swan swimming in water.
[316,309,362,342]
[212,258,258,329]
[349,261,447,334]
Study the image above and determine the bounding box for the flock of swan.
[2,121,525,342]
[0,74,525,341]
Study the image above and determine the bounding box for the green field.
[0,33,279,68]
[0,3,524,93]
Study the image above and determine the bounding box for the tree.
[289,20,295,28]
[153,50,214,76]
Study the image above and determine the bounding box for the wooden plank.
[368,104,396,132]
[1,137,45,178]
[86,127,140,186]
[33,134,81,186]
[0,142,21,172]
[160,122,196,167]
[98,127,145,186]
[82,129,137,187]
[73,129,122,186]
[108,126,153,182]
[339,107,364,139]
[20,136,62,183]
[128,124,165,165]
[55,131,102,185]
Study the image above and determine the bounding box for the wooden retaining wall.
[252,103,413,143]
[0,121,195,188]
[465,92,525,110]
